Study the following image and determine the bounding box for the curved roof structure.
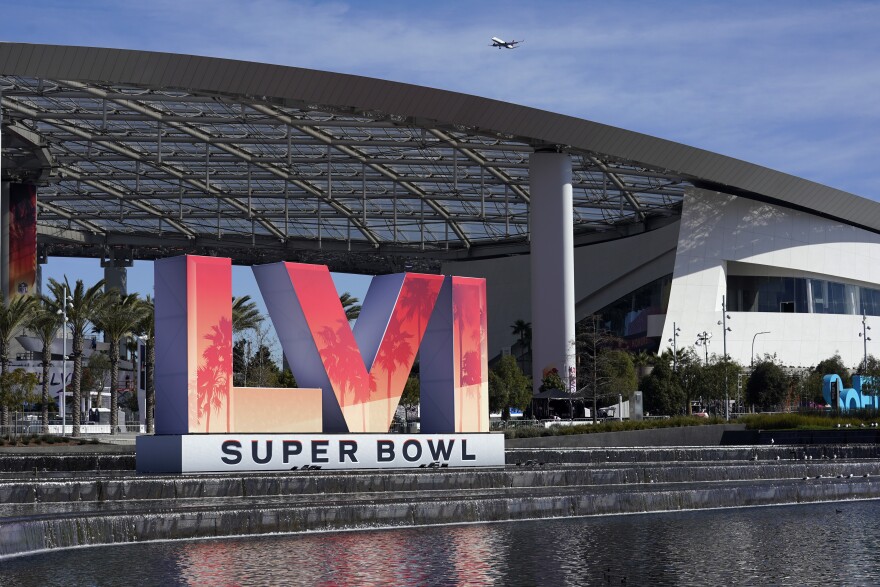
[0,43,873,273]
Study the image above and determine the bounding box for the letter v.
[254,262,443,433]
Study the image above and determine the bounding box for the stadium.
[3,42,880,396]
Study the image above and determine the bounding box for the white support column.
[529,151,575,394]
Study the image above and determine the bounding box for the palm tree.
[93,292,147,434]
[26,303,61,433]
[339,292,361,321]
[232,295,263,334]
[198,317,233,432]
[44,278,108,436]
[0,292,38,427]
[136,296,156,433]
[373,316,414,426]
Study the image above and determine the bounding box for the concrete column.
[103,264,128,295]
[529,151,575,394]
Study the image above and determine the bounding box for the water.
[3,500,880,586]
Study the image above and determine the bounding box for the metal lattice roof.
[0,43,871,273]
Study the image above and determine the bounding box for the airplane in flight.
[490,37,522,49]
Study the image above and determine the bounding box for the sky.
[5,0,880,352]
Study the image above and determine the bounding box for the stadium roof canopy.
[0,43,874,274]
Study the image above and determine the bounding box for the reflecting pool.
[3,500,880,586]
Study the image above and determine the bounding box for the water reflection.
[3,500,880,586]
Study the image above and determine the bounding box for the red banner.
[8,183,37,298]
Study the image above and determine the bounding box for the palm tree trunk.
[72,335,82,437]
[0,346,7,431]
[41,349,50,433]
[146,339,155,433]
[109,342,119,434]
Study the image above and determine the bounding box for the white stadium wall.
[443,221,679,361]
[661,187,880,369]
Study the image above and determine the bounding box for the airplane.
[490,37,522,49]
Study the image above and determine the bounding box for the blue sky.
[6,0,880,347]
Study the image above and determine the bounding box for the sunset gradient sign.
[154,255,489,435]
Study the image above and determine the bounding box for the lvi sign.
[136,255,504,473]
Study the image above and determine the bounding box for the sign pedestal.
[137,433,505,473]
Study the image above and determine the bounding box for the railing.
[0,413,146,438]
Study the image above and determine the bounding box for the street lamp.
[695,331,712,366]
[717,295,732,421]
[859,315,872,373]
[751,331,770,368]
[55,285,73,434]
[667,322,681,371]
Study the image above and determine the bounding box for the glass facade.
[590,274,672,350]
[727,275,880,316]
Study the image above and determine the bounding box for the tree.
[277,368,297,388]
[0,368,39,432]
[399,376,420,425]
[641,357,684,416]
[677,348,706,414]
[135,296,156,433]
[747,359,788,411]
[246,344,280,387]
[82,352,111,408]
[339,292,361,321]
[0,291,38,427]
[491,355,532,418]
[27,303,61,433]
[576,315,619,422]
[92,292,147,433]
[632,350,655,379]
[806,354,851,405]
[44,278,109,436]
[601,350,638,399]
[540,368,565,392]
[703,356,744,415]
[859,355,880,398]
[232,295,263,334]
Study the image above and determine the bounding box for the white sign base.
[137,433,506,473]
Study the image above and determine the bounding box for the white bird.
[770,438,775,444]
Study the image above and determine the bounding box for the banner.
[8,183,37,298]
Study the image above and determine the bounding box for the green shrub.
[504,416,724,439]
[740,412,880,430]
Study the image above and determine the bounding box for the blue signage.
[823,374,880,411]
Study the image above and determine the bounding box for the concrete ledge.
[3,477,879,558]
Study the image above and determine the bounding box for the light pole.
[56,285,73,434]
[695,331,712,366]
[751,331,770,368]
[717,295,732,421]
[859,315,871,373]
[667,322,681,371]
